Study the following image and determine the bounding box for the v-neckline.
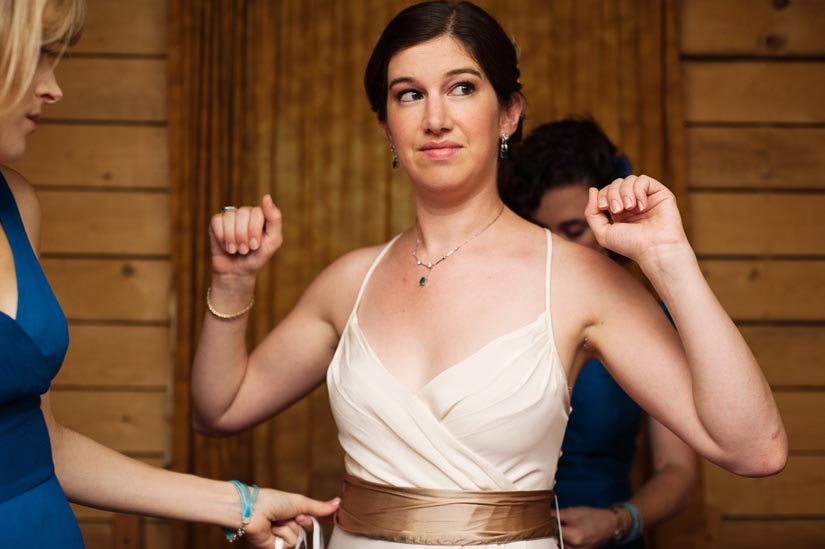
[346,228,553,396]
[0,216,20,323]
[351,310,547,396]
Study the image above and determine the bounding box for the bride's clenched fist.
[209,194,284,279]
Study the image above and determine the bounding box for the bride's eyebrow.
[445,68,482,79]
[389,68,482,89]
[389,76,418,88]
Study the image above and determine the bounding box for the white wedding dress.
[326,230,569,549]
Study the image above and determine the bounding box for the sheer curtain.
[167,1,254,546]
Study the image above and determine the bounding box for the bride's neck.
[413,192,505,253]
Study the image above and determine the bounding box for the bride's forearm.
[190,275,256,435]
[640,244,786,475]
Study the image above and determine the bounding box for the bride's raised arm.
[579,175,786,476]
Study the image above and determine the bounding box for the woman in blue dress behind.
[0,1,337,547]
[501,117,697,548]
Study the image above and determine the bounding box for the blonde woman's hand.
[244,488,339,548]
[585,174,690,268]
[209,194,284,281]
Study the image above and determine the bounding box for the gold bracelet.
[206,286,254,320]
[609,505,628,541]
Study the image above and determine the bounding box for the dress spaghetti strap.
[543,229,555,337]
[348,234,402,318]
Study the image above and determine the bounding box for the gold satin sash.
[335,474,558,545]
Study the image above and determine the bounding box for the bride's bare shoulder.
[551,234,654,322]
[303,238,400,324]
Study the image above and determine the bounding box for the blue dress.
[0,172,85,547]
[555,303,673,548]
[555,358,644,548]
[555,358,641,509]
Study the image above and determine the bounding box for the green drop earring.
[499,133,509,159]
[390,143,399,169]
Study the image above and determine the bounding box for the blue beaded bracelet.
[224,480,260,543]
[613,501,643,545]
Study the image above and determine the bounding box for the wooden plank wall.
[681,1,825,547]
[12,1,172,547]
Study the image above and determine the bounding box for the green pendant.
[419,276,427,286]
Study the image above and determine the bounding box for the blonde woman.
[0,1,338,547]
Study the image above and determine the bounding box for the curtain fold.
[168,2,689,548]
[168,1,255,547]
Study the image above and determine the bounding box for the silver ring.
[222,206,237,212]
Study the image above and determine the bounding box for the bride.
[191,2,786,547]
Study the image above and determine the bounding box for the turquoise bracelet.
[613,501,643,544]
[224,480,260,543]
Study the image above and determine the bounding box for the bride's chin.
[407,169,479,192]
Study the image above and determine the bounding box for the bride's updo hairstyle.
[364,1,525,145]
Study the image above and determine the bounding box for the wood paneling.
[79,520,112,547]
[682,0,825,56]
[701,260,825,321]
[73,505,111,521]
[112,515,142,549]
[50,391,168,453]
[683,0,825,545]
[49,59,166,121]
[39,191,170,255]
[687,127,825,190]
[78,523,109,548]
[713,519,825,549]
[742,326,825,387]
[42,258,171,321]
[775,391,825,452]
[683,62,825,123]
[78,519,171,548]
[32,2,174,548]
[55,325,169,387]
[690,192,825,255]
[13,125,169,188]
[143,521,172,549]
[73,0,166,55]
[704,456,825,515]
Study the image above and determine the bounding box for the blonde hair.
[0,0,85,114]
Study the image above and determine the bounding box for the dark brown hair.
[364,1,524,144]
[501,116,629,220]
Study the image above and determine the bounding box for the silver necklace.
[412,203,505,287]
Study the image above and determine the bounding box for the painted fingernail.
[611,199,622,213]
[249,237,259,249]
[598,197,608,209]
[624,197,634,208]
